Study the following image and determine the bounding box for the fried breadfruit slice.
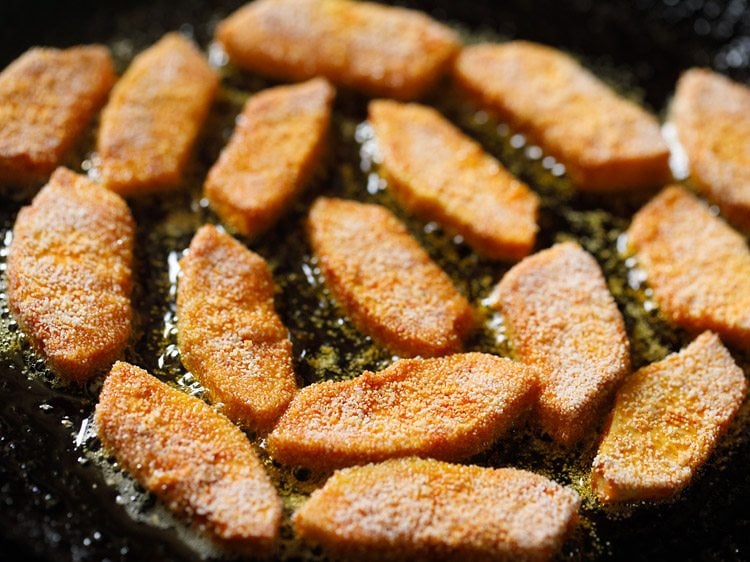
[671,68,750,232]
[369,99,539,262]
[216,0,460,100]
[592,332,747,503]
[95,362,283,555]
[267,353,537,469]
[307,197,475,357]
[177,224,297,433]
[0,45,115,184]
[627,185,750,348]
[491,242,630,445]
[205,78,334,238]
[453,41,671,191]
[7,167,134,382]
[293,457,581,562]
[97,33,218,196]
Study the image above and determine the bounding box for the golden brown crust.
[95,362,283,554]
[592,332,747,503]
[671,68,750,232]
[492,242,630,444]
[307,197,475,357]
[216,0,460,100]
[177,225,297,433]
[0,45,115,184]
[7,167,134,382]
[627,185,750,348]
[453,42,671,191]
[97,33,218,196]
[293,457,580,562]
[267,353,537,469]
[205,78,334,237]
[369,100,539,261]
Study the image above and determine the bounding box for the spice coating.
[293,457,580,562]
[177,224,297,433]
[592,332,747,502]
[7,167,134,382]
[369,99,539,261]
[216,0,461,100]
[268,353,538,469]
[98,33,218,195]
[95,361,283,554]
[492,242,630,444]
[205,78,334,237]
[307,197,476,357]
[454,41,671,191]
[0,45,115,184]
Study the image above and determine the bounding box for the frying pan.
[1,1,749,561]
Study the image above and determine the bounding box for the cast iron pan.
[1,1,749,561]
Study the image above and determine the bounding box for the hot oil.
[1,18,750,562]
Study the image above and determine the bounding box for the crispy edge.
[267,353,538,469]
[0,45,115,184]
[7,167,134,382]
[452,41,671,191]
[204,78,335,237]
[215,0,461,100]
[95,361,283,554]
[176,224,297,433]
[492,242,630,445]
[306,197,476,357]
[591,332,747,503]
[292,457,581,562]
[368,99,539,261]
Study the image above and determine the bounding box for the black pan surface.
[1,1,749,561]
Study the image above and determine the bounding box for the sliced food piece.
[369,99,539,261]
[307,197,475,357]
[293,457,581,562]
[97,32,218,196]
[216,0,460,100]
[671,68,750,232]
[7,167,134,382]
[95,362,283,554]
[267,353,537,469]
[453,41,671,191]
[177,225,297,433]
[491,242,630,444]
[205,78,334,238]
[627,185,750,348]
[592,332,747,503]
[0,45,115,184]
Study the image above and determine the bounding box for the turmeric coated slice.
[453,41,671,191]
[0,45,115,184]
[627,185,750,348]
[95,362,283,554]
[592,332,747,503]
[369,99,539,261]
[7,167,134,382]
[293,457,580,562]
[491,242,630,444]
[307,197,475,357]
[267,353,537,469]
[97,33,218,196]
[216,0,460,100]
[177,225,297,434]
[671,68,750,232]
[205,78,334,238]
